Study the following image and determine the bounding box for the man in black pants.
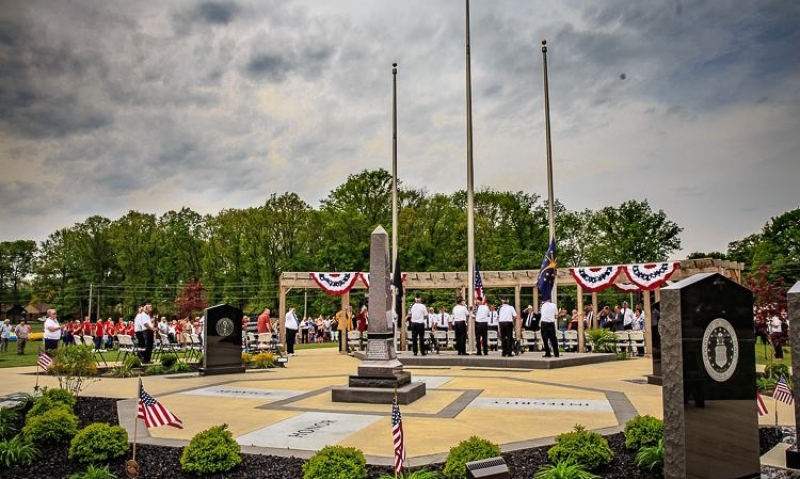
[452,297,469,355]
[540,297,559,358]
[474,298,490,355]
[498,298,517,357]
[135,302,156,364]
[409,295,428,356]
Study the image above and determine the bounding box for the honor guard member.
[498,298,517,357]
[540,297,559,358]
[409,295,428,356]
[435,307,450,331]
[487,304,499,350]
[451,297,469,355]
[474,298,490,356]
[522,305,541,352]
[425,307,436,332]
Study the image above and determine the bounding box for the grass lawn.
[0,343,45,368]
[295,341,339,350]
[755,340,792,367]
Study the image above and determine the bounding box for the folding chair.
[186,334,203,362]
[446,330,456,349]
[159,333,177,356]
[629,331,646,356]
[564,330,579,352]
[615,331,631,354]
[83,335,108,367]
[257,333,272,352]
[347,330,361,351]
[521,330,537,351]
[246,333,258,353]
[115,334,136,363]
[487,330,499,351]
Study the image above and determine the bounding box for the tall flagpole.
[541,39,557,302]
[391,62,399,283]
[465,0,476,352]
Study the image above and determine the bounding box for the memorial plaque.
[660,273,759,479]
[201,303,246,376]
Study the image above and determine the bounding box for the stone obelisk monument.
[331,226,426,404]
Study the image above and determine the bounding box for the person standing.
[610,305,624,332]
[409,295,428,356]
[356,305,368,350]
[474,299,490,356]
[0,319,12,353]
[498,298,517,357]
[336,306,353,352]
[135,302,156,364]
[621,301,635,331]
[257,308,272,334]
[43,309,62,352]
[487,304,499,351]
[540,298,559,358]
[522,305,540,352]
[15,318,30,355]
[769,314,785,360]
[452,297,469,355]
[285,306,300,356]
[435,307,450,331]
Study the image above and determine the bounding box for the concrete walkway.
[0,348,794,467]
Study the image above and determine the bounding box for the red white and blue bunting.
[360,272,407,289]
[623,262,680,291]
[569,266,623,293]
[612,282,642,293]
[309,272,360,296]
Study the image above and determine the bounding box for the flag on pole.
[37,348,52,370]
[774,375,794,404]
[138,379,183,429]
[757,391,769,417]
[393,256,404,327]
[391,392,405,475]
[537,238,557,300]
[474,263,485,303]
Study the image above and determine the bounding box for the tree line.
[0,169,795,319]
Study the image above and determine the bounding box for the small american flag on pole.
[37,348,52,370]
[392,392,405,476]
[138,379,183,429]
[774,375,794,405]
[757,391,768,417]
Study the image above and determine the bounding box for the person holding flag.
[537,238,559,358]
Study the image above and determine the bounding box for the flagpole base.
[331,381,426,405]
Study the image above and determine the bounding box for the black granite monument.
[786,282,800,468]
[201,303,246,376]
[660,273,759,479]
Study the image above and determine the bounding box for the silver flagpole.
[541,39,557,302]
[465,0,476,353]
[391,62,401,350]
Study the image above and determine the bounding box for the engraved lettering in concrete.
[415,376,454,390]
[236,412,381,450]
[469,397,613,412]
[181,386,304,401]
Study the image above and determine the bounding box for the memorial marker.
[181,386,304,401]
[236,412,381,450]
[201,303,246,376]
[469,397,613,412]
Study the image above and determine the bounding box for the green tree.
[591,200,683,264]
[557,209,598,267]
[754,208,800,283]
[0,240,38,302]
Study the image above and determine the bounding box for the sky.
[0,0,798,259]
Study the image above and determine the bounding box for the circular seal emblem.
[702,318,739,382]
[215,317,234,337]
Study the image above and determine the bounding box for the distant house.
[1,302,50,321]
[2,304,26,320]
[25,302,50,321]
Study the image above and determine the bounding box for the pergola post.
[514,284,522,341]
[533,288,539,313]
[591,292,599,329]
[339,293,350,354]
[577,284,585,352]
[279,287,287,347]
[643,290,652,356]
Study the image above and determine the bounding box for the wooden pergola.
[277,258,743,353]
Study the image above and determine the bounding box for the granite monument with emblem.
[332,226,426,404]
[660,272,759,479]
[200,303,246,376]
[786,282,800,468]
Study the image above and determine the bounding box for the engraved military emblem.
[215,317,234,337]
[702,318,738,382]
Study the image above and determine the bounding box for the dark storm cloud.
[196,2,240,24]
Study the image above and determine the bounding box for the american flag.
[37,348,52,370]
[757,391,768,417]
[391,393,405,475]
[138,379,183,429]
[474,263,485,303]
[774,375,794,405]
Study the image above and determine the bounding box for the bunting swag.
[310,272,360,295]
[612,282,642,293]
[570,266,622,293]
[360,272,407,289]
[624,262,680,290]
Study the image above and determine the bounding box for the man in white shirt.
[409,295,428,356]
[43,309,62,352]
[285,307,300,356]
[474,299,490,356]
[134,302,156,363]
[540,297,559,358]
[451,297,469,355]
[435,307,450,331]
[498,298,517,357]
[621,301,635,331]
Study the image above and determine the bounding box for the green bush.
[764,362,792,388]
[69,423,129,464]
[302,445,367,479]
[22,407,79,445]
[534,461,597,479]
[242,352,253,365]
[180,424,242,474]
[109,364,135,378]
[0,435,38,467]
[547,425,613,471]
[585,329,616,353]
[635,439,664,472]
[624,415,663,451]
[0,408,19,439]
[171,361,192,373]
[26,396,72,420]
[443,436,501,479]
[145,364,166,375]
[757,376,777,393]
[251,352,277,369]
[41,387,77,409]
[48,345,98,396]
[160,353,179,369]
[124,355,142,369]
[69,464,117,479]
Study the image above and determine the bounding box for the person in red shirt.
[62,320,73,346]
[104,318,116,348]
[115,318,126,335]
[93,318,105,349]
[257,308,272,334]
[82,317,91,340]
[72,319,83,339]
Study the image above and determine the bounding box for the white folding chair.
[446,330,456,349]
[615,331,631,353]
[564,330,579,352]
[629,331,646,355]
[186,333,203,362]
[347,330,361,351]
[115,334,137,363]
[521,330,537,351]
[487,329,499,351]
[257,333,272,352]
[82,335,108,367]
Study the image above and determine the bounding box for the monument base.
[786,447,800,470]
[331,381,426,405]
[199,366,246,376]
[646,374,662,386]
[349,371,411,388]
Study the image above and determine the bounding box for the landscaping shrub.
[0,435,38,467]
[443,436,501,479]
[109,364,135,378]
[69,423,129,464]
[624,415,663,451]
[757,376,777,393]
[124,355,142,369]
[180,424,242,474]
[764,362,792,388]
[41,387,77,409]
[48,345,98,396]
[26,395,72,420]
[534,460,597,479]
[145,364,166,375]
[585,329,616,353]
[160,353,179,369]
[302,445,367,479]
[171,361,192,373]
[0,408,19,439]
[242,352,253,365]
[635,439,664,472]
[547,425,613,471]
[69,464,117,479]
[251,352,277,369]
[22,407,79,445]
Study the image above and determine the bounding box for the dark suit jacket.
[611,312,624,332]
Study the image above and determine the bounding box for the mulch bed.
[0,396,789,479]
